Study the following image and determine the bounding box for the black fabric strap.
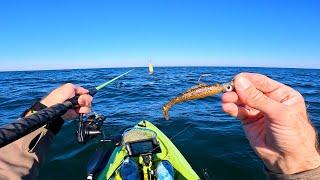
[21,101,64,135]
[32,101,48,111]
[0,103,69,148]
[46,117,64,135]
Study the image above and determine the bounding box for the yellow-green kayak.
[96,120,200,180]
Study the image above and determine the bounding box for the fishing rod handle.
[67,88,97,107]
[0,103,71,148]
[0,87,98,148]
[89,88,98,96]
[68,96,80,107]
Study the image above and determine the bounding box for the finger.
[222,103,260,121]
[236,73,283,93]
[237,73,303,105]
[222,103,245,119]
[267,84,303,105]
[78,107,91,114]
[78,95,93,107]
[75,86,89,95]
[222,91,241,104]
[234,76,284,115]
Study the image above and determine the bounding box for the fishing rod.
[70,69,133,143]
[69,69,133,105]
[0,70,133,148]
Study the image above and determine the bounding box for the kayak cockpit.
[95,120,200,180]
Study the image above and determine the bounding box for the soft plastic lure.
[162,82,233,120]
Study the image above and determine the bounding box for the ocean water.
[0,67,319,180]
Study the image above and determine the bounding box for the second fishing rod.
[0,70,133,148]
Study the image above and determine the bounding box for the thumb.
[235,76,283,115]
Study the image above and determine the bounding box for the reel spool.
[77,113,106,144]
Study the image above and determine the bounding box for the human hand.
[222,73,320,174]
[40,83,93,120]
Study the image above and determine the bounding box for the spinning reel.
[76,113,106,144]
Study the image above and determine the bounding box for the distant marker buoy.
[148,62,154,75]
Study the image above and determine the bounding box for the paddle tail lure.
[162,81,234,120]
[0,70,133,148]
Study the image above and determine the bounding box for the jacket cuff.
[22,101,64,135]
[265,165,320,180]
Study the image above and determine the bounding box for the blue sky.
[0,0,319,71]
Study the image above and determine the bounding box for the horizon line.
[0,64,319,73]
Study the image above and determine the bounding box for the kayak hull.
[97,120,200,180]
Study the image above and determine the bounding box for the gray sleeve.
[0,126,54,180]
[266,166,320,180]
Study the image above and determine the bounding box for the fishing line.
[115,82,125,89]
[145,122,194,155]
[169,122,193,141]
[198,74,212,84]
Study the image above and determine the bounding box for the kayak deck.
[97,120,200,180]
